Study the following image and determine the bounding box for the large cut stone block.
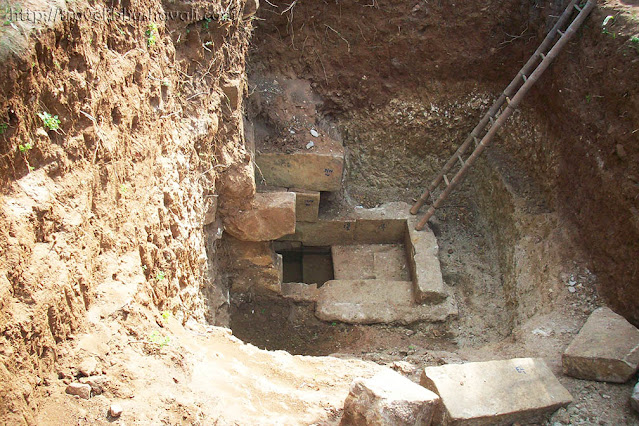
[291,188,320,222]
[406,219,446,304]
[255,152,344,192]
[341,369,440,426]
[562,307,639,383]
[224,192,296,241]
[332,244,409,281]
[332,245,376,280]
[421,358,573,425]
[316,280,457,325]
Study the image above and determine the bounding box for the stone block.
[316,280,457,325]
[291,188,320,222]
[66,383,92,399]
[255,152,344,192]
[332,245,376,280]
[562,307,639,383]
[406,219,447,304]
[373,245,410,281]
[281,283,319,303]
[332,244,409,281]
[421,358,573,425]
[341,369,440,426]
[225,192,296,242]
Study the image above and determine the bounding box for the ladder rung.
[457,154,465,166]
[443,175,450,186]
[557,29,565,37]
[473,136,480,146]
[574,4,582,12]
[520,72,527,82]
[539,52,546,59]
[489,116,495,125]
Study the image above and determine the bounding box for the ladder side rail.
[410,0,580,215]
[414,0,596,230]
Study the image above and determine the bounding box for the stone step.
[315,280,457,325]
[562,306,639,383]
[332,244,410,281]
[255,152,344,192]
[420,358,573,425]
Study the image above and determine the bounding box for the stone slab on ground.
[255,152,344,192]
[406,218,447,303]
[281,283,319,303]
[373,245,410,281]
[224,192,296,241]
[332,244,409,281]
[291,188,320,222]
[332,245,376,280]
[341,369,440,426]
[420,358,573,425]
[562,307,639,383]
[315,280,457,325]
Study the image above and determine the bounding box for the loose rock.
[341,369,440,426]
[421,358,572,425]
[562,307,639,383]
[65,383,91,400]
[109,404,123,418]
[78,357,99,377]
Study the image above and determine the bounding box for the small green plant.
[202,17,212,29]
[631,36,639,45]
[161,310,171,321]
[0,122,8,134]
[37,111,61,131]
[156,271,166,281]
[148,331,170,347]
[18,142,33,153]
[119,183,128,195]
[585,94,592,103]
[146,23,158,48]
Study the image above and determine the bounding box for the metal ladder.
[410,0,596,231]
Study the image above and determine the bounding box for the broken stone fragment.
[562,306,639,383]
[224,192,296,241]
[341,369,440,426]
[79,375,108,395]
[78,357,99,377]
[291,188,320,222]
[65,382,91,399]
[109,403,123,418]
[421,358,572,425]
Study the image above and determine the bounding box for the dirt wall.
[0,0,255,422]
[249,0,639,326]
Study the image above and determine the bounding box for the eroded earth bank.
[1,0,639,424]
